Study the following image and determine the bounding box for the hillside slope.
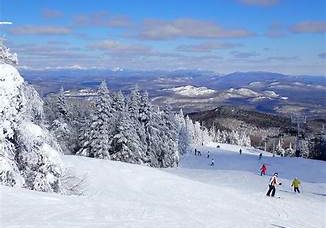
[1,144,325,228]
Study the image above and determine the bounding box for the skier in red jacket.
[260,164,267,176]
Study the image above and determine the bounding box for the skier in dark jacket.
[266,173,282,197]
[259,153,262,160]
[239,149,242,155]
[210,158,214,166]
[207,151,210,158]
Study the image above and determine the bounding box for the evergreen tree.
[160,106,179,167]
[0,46,63,192]
[57,86,69,119]
[112,90,125,112]
[110,107,143,163]
[127,86,147,162]
[77,81,114,159]
[175,109,190,155]
[275,139,285,156]
[0,40,18,65]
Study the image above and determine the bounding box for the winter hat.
[274,173,278,176]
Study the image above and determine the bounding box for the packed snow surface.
[1,143,325,228]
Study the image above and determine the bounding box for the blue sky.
[1,0,325,75]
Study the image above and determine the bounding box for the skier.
[239,149,242,155]
[207,151,210,158]
[291,177,301,193]
[195,148,197,156]
[210,158,214,167]
[266,173,282,197]
[260,164,267,176]
[259,153,262,160]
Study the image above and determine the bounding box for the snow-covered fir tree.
[77,81,114,159]
[46,87,77,154]
[112,90,126,112]
[159,106,179,167]
[0,43,63,192]
[127,86,147,162]
[175,109,191,155]
[0,40,18,65]
[57,86,69,119]
[275,139,285,156]
[110,106,143,163]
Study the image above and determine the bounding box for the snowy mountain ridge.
[165,85,216,97]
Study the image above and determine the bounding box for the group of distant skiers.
[194,148,215,166]
[194,148,202,156]
[194,147,302,197]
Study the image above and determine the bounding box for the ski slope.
[1,144,325,228]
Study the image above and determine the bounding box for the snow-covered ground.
[166,85,216,97]
[1,144,325,228]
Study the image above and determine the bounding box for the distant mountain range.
[20,68,326,118]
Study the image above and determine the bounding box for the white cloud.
[89,39,152,55]
[176,42,241,52]
[10,25,71,35]
[74,12,131,28]
[138,18,254,40]
[290,21,326,34]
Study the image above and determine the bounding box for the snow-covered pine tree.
[284,142,294,156]
[0,43,63,192]
[0,40,18,65]
[275,139,285,156]
[215,129,222,143]
[22,83,44,125]
[145,106,163,167]
[46,86,79,154]
[127,86,147,162]
[57,86,69,119]
[139,91,151,123]
[78,81,114,159]
[128,85,141,119]
[193,121,203,145]
[76,116,91,157]
[185,115,195,145]
[201,126,211,145]
[110,106,143,163]
[112,90,126,112]
[175,109,190,155]
[159,106,179,167]
[209,123,217,142]
[138,91,153,163]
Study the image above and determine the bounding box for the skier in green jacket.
[291,178,301,193]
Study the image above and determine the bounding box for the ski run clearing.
[1,143,325,228]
